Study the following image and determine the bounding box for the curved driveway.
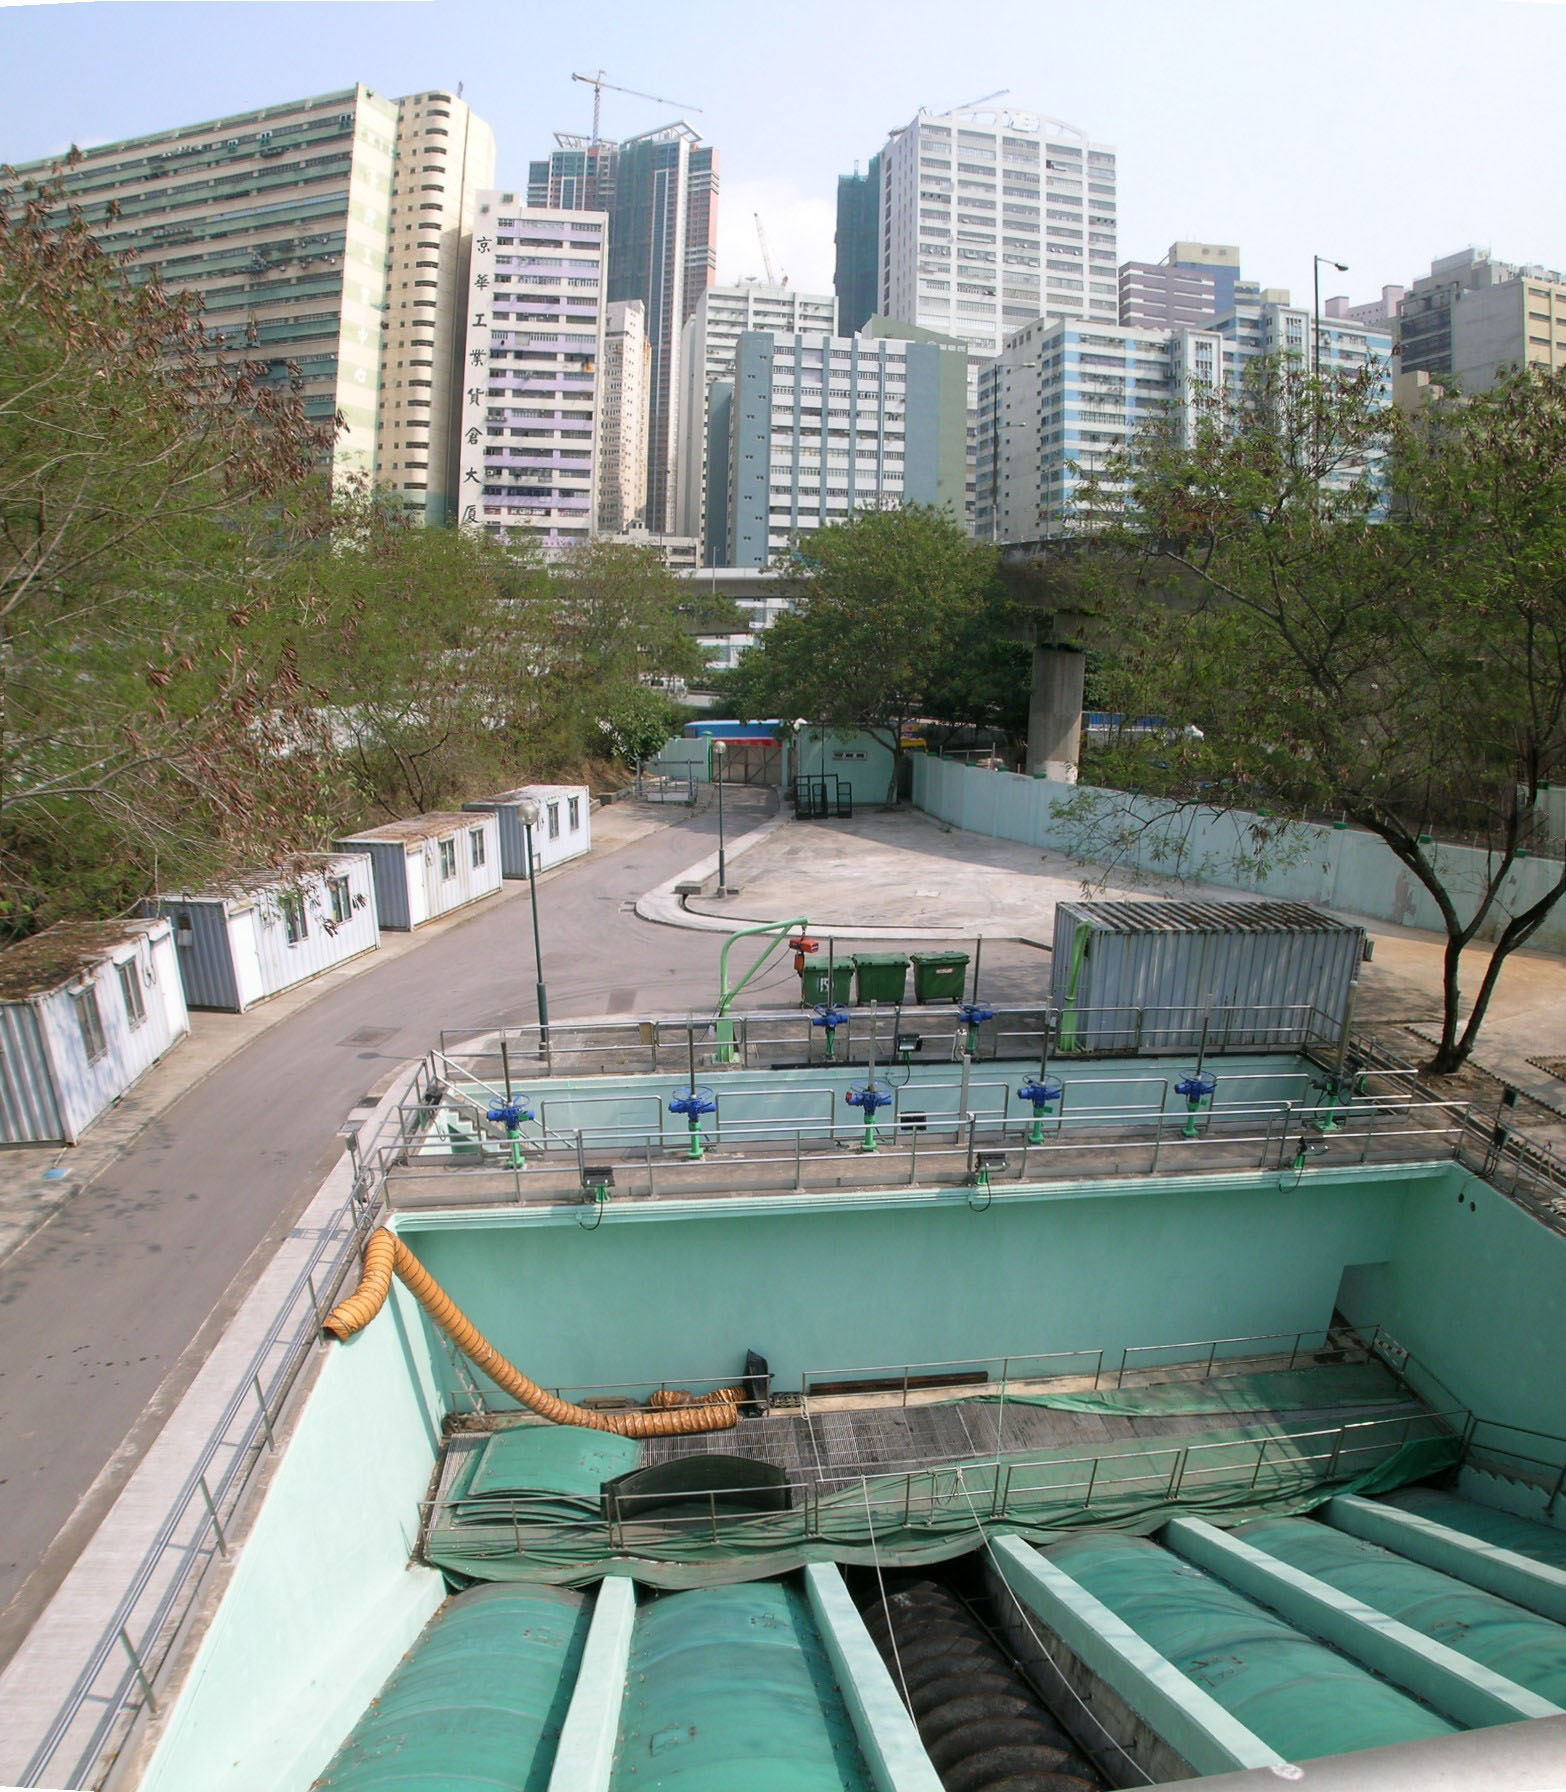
[0,794,1049,1662]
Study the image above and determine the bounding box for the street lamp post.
[516,798,551,1055]
[1312,254,1349,381]
[713,739,727,895]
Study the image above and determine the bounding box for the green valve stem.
[846,1083,893,1155]
[1176,1073,1216,1140]
[960,1002,994,1057]
[668,1088,717,1162]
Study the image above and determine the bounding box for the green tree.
[1,167,340,938]
[740,507,998,803]
[1078,357,1566,1073]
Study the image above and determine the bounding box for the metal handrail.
[19,1101,400,1790]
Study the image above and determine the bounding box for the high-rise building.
[981,305,1391,541]
[454,200,606,556]
[528,124,719,533]
[9,87,402,490]
[10,85,495,519]
[377,93,495,523]
[1119,243,1242,330]
[876,104,1117,359]
[716,321,968,568]
[676,283,836,556]
[598,300,651,534]
[834,156,881,336]
[1399,248,1566,389]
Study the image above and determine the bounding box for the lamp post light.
[713,739,728,895]
[516,798,551,1055]
[1312,254,1349,382]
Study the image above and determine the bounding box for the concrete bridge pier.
[1026,644,1086,782]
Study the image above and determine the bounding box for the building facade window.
[118,960,146,1028]
[281,891,308,945]
[438,838,457,879]
[470,827,486,868]
[328,875,352,927]
[75,986,108,1063]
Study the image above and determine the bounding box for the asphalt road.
[0,795,1049,1664]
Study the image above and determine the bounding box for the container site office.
[462,785,591,880]
[1051,899,1367,1051]
[0,917,190,1145]
[333,813,503,932]
[149,854,381,1013]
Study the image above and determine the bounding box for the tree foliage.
[0,182,729,939]
[1078,356,1566,1071]
[733,506,1000,801]
[1,166,342,938]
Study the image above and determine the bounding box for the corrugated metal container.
[150,854,380,1012]
[1051,899,1365,1052]
[334,813,502,931]
[0,918,190,1144]
[463,786,591,878]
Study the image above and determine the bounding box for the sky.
[3,0,1565,313]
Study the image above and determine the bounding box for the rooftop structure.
[3,961,1563,1787]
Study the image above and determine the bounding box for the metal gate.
[717,741,780,786]
[793,775,854,819]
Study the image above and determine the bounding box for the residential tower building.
[377,93,496,522]
[716,321,968,568]
[876,104,1117,359]
[675,282,836,556]
[8,86,404,490]
[529,124,720,532]
[455,199,606,556]
[598,299,650,534]
[1119,243,1242,330]
[980,304,1391,541]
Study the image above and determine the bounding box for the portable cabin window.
[438,837,457,879]
[547,802,561,840]
[280,891,308,945]
[328,875,351,926]
[568,795,581,830]
[74,986,108,1062]
[117,959,146,1028]
[469,827,486,869]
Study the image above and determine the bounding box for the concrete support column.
[1026,645,1085,783]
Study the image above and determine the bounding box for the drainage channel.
[854,1571,1105,1792]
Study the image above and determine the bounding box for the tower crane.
[571,70,703,145]
[753,213,787,287]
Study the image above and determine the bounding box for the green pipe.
[1057,922,1091,1053]
[716,916,809,1063]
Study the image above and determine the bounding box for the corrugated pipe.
[324,1229,743,1437]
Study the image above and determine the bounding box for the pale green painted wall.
[914,755,1566,952]
[403,1167,1426,1405]
[1336,1172,1566,1461]
[138,1283,449,1792]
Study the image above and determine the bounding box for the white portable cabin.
[462,784,592,878]
[332,813,503,931]
[0,917,191,1145]
[150,854,380,1012]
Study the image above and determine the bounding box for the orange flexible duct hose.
[324,1229,742,1437]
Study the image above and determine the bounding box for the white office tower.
[598,300,651,533]
[675,283,835,552]
[877,104,1117,358]
[455,200,606,556]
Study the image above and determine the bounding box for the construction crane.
[951,88,1010,111]
[753,213,786,287]
[572,70,703,145]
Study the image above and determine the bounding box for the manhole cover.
[1528,1057,1566,1080]
[342,1026,398,1047]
